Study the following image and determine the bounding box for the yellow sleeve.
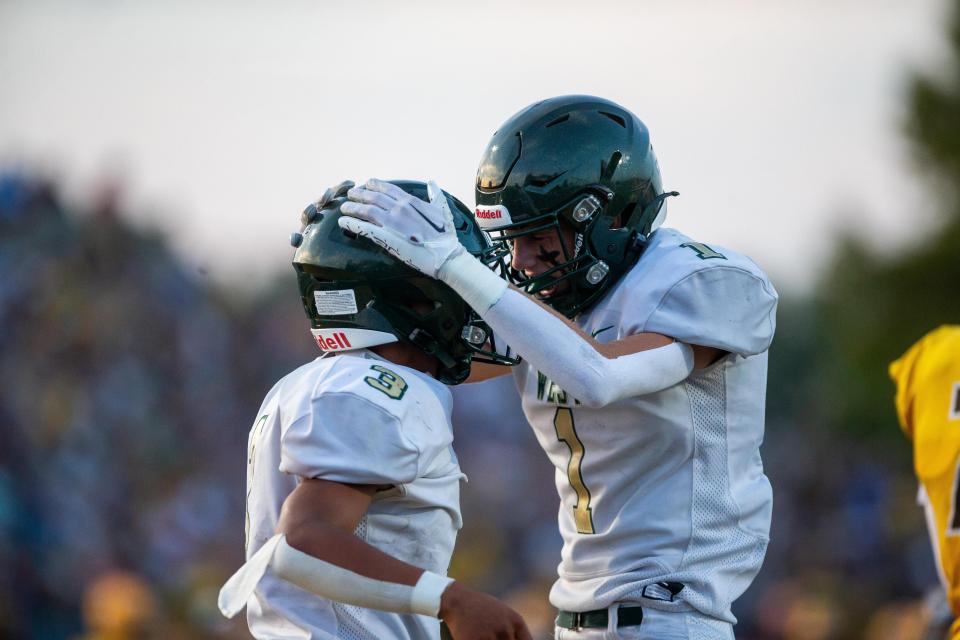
[890,325,960,616]
[889,338,923,441]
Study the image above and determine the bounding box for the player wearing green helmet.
[475,95,676,317]
[340,97,778,640]
[219,180,531,640]
[292,179,512,385]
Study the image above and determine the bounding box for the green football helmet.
[292,180,513,385]
[475,95,677,318]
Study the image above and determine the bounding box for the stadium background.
[2,0,960,638]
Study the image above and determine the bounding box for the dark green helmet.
[292,180,511,385]
[475,95,676,318]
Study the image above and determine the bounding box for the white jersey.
[514,228,777,623]
[244,350,464,640]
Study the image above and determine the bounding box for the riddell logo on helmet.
[474,204,512,228]
[314,332,352,351]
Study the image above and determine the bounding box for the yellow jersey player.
[890,325,960,638]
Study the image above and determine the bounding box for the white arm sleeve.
[218,534,454,619]
[437,251,694,407]
[482,289,694,407]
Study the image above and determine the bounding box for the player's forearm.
[437,254,694,406]
[283,521,423,587]
[223,478,454,618]
[482,289,694,406]
[276,479,417,583]
[219,531,453,619]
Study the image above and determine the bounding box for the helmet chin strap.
[407,328,457,368]
[628,190,679,236]
[375,302,461,371]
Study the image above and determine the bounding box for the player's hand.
[338,178,465,278]
[438,582,532,640]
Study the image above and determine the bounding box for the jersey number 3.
[554,408,595,534]
[365,365,408,400]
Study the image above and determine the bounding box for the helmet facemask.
[485,187,661,318]
[474,95,676,318]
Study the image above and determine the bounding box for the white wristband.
[217,534,454,619]
[411,570,455,618]
[437,250,508,313]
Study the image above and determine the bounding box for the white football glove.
[339,178,508,312]
[339,179,465,278]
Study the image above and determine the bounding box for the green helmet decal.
[475,95,676,318]
[292,180,513,385]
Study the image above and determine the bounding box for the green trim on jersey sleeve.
[680,242,727,260]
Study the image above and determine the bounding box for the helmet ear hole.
[402,300,437,319]
[409,301,432,316]
[380,284,432,318]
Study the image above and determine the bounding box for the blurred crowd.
[0,170,258,639]
[0,169,945,640]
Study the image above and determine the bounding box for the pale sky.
[0,0,951,292]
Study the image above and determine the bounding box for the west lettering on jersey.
[534,326,613,404]
[536,372,581,406]
[518,228,775,620]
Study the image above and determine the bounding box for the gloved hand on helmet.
[339,179,508,312]
[339,179,463,277]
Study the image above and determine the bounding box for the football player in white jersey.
[338,96,778,639]
[218,181,531,640]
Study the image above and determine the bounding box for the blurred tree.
[807,0,960,443]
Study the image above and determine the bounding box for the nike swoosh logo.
[591,325,614,338]
[410,199,446,233]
